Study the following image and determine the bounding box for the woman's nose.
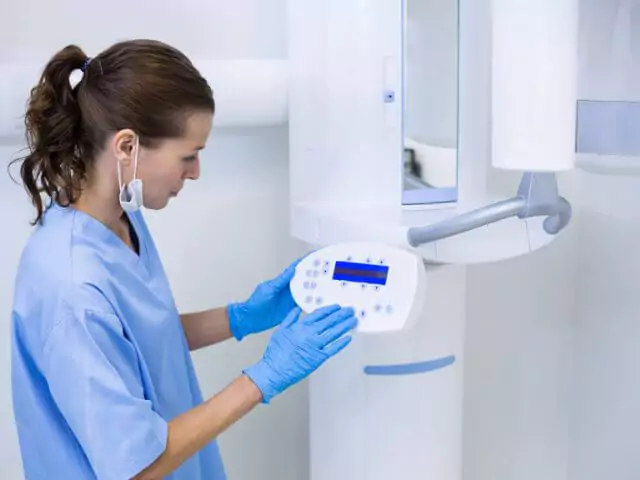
[186,158,200,180]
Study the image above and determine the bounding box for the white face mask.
[118,136,144,212]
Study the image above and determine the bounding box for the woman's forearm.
[180,307,233,350]
[134,375,262,480]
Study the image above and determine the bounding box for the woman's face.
[125,110,213,210]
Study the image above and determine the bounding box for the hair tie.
[81,58,92,73]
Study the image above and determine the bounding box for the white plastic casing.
[491,0,578,171]
[290,242,427,333]
[287,0,573,265]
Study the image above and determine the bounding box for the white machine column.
[308,265,466,480]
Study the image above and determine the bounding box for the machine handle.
[407,172,572,247]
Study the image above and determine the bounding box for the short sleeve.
[42,299,168,480]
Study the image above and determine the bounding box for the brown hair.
[9,39,215,224]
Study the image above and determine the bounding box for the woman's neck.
[72,171,132,247]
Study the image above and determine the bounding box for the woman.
[10,39,357,480]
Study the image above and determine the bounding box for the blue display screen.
[332,261,389,286]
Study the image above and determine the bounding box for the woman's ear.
[111,129,137,167]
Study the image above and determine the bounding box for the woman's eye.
[183,155,197,162]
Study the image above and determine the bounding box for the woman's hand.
[227,258,303,341]
[243,305,357,403]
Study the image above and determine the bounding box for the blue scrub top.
[11,203,226,480]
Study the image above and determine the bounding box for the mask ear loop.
[117,157,124,191]
[132,136,140,180]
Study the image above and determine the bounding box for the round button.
[360,284,367,290]
[359,309,367,318]
[306,270,313,277]
[315,297,324,305]
[303,281,310,289]
[323,268,329,275]
[305,296,313,303]
[310,281,317,289]
[313,259,321,267]
[385,305,393,314]
[312,270,319,278]
[374,304,382,312]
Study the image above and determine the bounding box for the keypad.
[301,255,396,321]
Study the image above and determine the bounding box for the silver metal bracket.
[407,172,572,247]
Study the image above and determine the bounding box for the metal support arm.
[407,172,572,247]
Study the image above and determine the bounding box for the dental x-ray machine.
[286,1,576,479]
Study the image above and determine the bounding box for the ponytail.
[11,45,90,225]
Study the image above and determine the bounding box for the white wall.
[567,1,640,478]
[0,0,287,60]
[474,167,640,480]
[460,173,577,480]
[568,172,640,480]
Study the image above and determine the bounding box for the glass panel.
[402,0,459,205]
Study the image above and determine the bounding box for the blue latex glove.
[244,305,357,404]
[227,259,303,341]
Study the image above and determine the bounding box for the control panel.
[290,242,427,333]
